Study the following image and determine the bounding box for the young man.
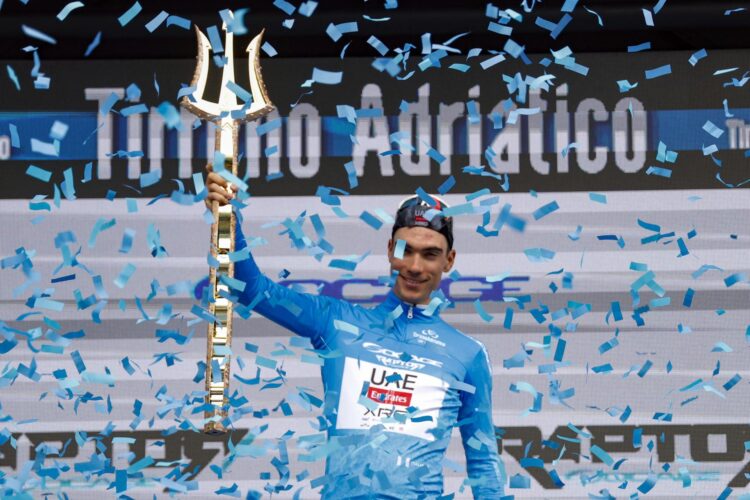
[206,173,506,498]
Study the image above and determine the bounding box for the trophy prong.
[244,29,275,120]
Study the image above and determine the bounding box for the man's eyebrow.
[404,244,445,254]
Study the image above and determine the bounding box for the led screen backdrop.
[0,47,749,499]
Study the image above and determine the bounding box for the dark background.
[1,0,748,60]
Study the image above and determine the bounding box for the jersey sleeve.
[458,343,507,498]
[232,222,336,349]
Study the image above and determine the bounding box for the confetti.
[6,64,20,90]
[589,192,607,204]
[56,1,84,21]
[145,11,169,32]
[645,64,671,79]
[118,1,142,27]
[702,120,724,138]
[628,41,651,52]
[689,48,707,66]
[25,165,52,182]
[532,200,559,220]
[326,21,358,42]
[21,24,57,44]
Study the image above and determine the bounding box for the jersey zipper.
[407,304,414,319]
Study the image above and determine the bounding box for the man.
[206,172,506,499]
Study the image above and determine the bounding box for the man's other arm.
[458,344,507,498]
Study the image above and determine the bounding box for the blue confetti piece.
[480,53,506,69]
[532,200,559,220]
[561,0,579,11]
[689,48,707,66]
[120,103,148,117]
[617,79,639,92]
[273,0,296,15]
[645,166,672,178]
[8,123,20,147]
[642,8,654,26]
[682,288,694,307]
[711,342,733,353]
[610,301,622,321]
[590,444,614,466]
[57,1,84,21]
[140,169,162,188]
[553,338,566,362]
[299,1,318,16]
[589,192,607,204]
[503,308,514,329]
[256,118,282,136]
[34,297,65,311]
[723,374,742,391]
[310,67,343,85]
[702,120,724,138]
[70,350,86,373]
[637,360,653,377]
[114,263,136,288]
[717,488,733,500]
[145,10,169,32]
[343,161,358,189]
[83,31,102,57]
[692,264,723,279]
[426,146,446,164]
[582,6,603,25]
[206,25,224,53]
[118,1,142,27]
[156,101,181,129]
[523,247,555,262]
[503,38,525,58]
[434,176,456,196]
[50,273,75,283]
[637,473,658,494]
[359,211,382,230]
[367,35,389,55]
[724,273,750,288]
[25,165,52,182]
[473,299,493,322]
[22,24,57,44]
[628,41,651,52]
[393,239,406,259]
[166,15,191,30]
[645,64,672,79]
[118,228,136,254]
[6,65,20,90]
[488,21,512,36]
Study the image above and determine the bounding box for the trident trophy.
[182,18,274,434]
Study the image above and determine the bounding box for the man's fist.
[205,166,235,208]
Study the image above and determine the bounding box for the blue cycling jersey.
[234,225,506,499]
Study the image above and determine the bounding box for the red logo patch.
[368,387,412,407]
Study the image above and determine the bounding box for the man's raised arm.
[205,171,337,349]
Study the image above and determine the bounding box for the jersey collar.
[378,290,441,319]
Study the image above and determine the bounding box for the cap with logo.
[391,194,454,250]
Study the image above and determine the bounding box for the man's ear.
[443,248,456,273]
[387,238,394,257]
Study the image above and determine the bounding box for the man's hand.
[205,165,235,209]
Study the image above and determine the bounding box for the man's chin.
[394,284,428,305]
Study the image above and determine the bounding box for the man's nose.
[405,254,423,274]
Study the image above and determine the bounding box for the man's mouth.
[401,276,426,287]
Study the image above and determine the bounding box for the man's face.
[387,226,456,305]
